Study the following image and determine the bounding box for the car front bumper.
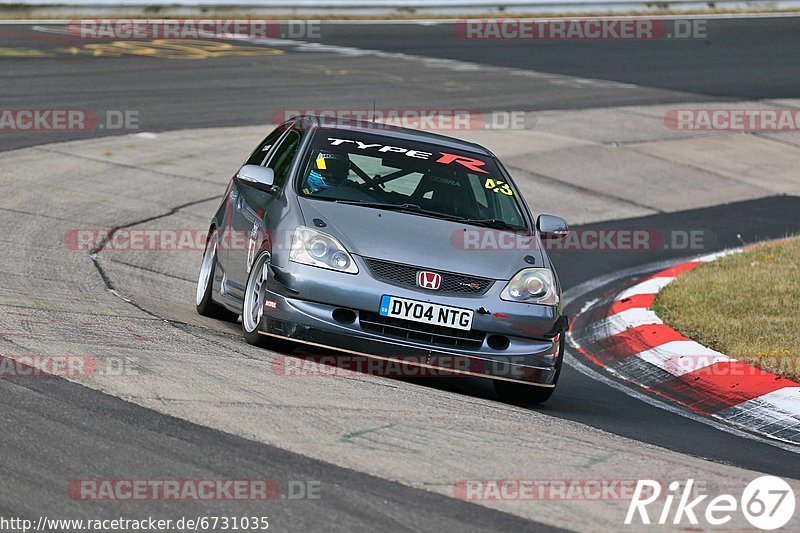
[261,257,564,386]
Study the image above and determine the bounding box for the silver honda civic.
[196,115,570,403]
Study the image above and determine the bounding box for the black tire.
[196,229,238,322]
[493,333,565,405]
[242,252,295,352]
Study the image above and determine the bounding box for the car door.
[217,124,287,298]
[226,128,304,302]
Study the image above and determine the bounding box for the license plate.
[379,295,473,331]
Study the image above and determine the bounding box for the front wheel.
[242,252,294,352]
[196,229,238,322]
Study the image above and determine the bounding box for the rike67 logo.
[626,477,795,530]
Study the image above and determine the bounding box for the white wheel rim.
[243,255,268,333]
[196,232,217,306]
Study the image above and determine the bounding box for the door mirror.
[237,164,277,195]
[537,214,569,240]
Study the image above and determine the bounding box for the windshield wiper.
[333,200,466,221]
[460,218,528,232]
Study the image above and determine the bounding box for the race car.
[196,115,570,403]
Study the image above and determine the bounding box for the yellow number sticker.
[484,178,514,196]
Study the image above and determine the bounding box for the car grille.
[359,311,485,350]
[363,258,493,296]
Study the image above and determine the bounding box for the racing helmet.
[307,151,351,192]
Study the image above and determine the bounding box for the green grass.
[655,237,800,382]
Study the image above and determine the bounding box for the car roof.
[293,114,494,157]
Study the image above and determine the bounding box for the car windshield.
[298,129,528,230]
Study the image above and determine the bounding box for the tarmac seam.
[506,164,664,213]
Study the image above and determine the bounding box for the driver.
[304,151,351,194]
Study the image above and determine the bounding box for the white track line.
[591,307,661,337]
[615,276,675,300]
[637,340,731,376]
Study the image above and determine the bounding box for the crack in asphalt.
[0,302,157,319]
[83,195,279,364]
[88,195,216,297]
[109,257,196,283]
[506,164,663,213]
[752,131,800,150]
[625,144,780,194]
[0,205,83,223]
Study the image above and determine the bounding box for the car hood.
[297,197,544,281]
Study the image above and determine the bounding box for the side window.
[245,124,288,166]
[268,130,302,189]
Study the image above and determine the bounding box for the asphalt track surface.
[2,16,800,151]
[1,18,800,531]
[316,18,800,99]
[0,366,559,532]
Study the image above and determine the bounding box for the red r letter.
[436,152,489,174]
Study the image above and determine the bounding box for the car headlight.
[290,226,358,274]
[500,268,558,305]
